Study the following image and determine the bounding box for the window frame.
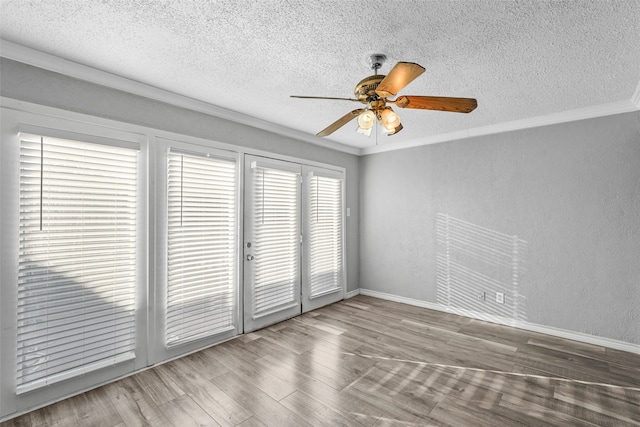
[148,137,241,365]
[0,109,148,417]
[16,127,140,394]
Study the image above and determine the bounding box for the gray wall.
[3,57,638,345]
[0,57,360,291]
[360,111,640,345]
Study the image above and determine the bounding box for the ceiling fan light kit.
[291,53,478,139]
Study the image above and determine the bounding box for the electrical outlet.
[496,292,505,304]
[478,292,485,301]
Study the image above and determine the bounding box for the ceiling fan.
[291,54,477,137]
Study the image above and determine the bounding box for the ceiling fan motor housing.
[354,74,386,103]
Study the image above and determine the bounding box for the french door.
[243,156,302,332]
[243,155,345,332]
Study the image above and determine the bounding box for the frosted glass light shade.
[379,108,402,134]
[356,110,375,136]
[357,110,375,129]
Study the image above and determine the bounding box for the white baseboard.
[345,288,361,299]
[358,288,640,355]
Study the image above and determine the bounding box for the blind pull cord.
[40,136,43,231]
[180,155,184,227]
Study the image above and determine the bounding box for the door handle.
[246,254,254,261]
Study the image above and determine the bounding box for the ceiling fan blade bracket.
[393,96,410,108]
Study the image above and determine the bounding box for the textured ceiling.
[1,0,639,153]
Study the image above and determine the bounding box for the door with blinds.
[301,166,345,312]
[243,156,302,332]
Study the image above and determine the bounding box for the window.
[17,131,139,394]
[165,150,237,347]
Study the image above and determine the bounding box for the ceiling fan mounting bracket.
[367,54,387,72]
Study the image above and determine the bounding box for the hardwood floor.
[3,295,640,426]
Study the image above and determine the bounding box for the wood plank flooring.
[3,295,640,426]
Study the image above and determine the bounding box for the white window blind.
[17,133,138,394]
[307,174,343,298]
[252,166,300,317]
[166,151,237,347]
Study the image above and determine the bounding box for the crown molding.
[359,99,640,155]
[2,40,638,158]
[0,39,360,156]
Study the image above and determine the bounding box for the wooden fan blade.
[317,109,365,137]
[291,95,360,102]
[375,62,425,98]
[392,96,478,113]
